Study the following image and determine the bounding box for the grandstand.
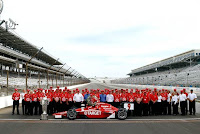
[111,50,200,87]
[0,26,90,96]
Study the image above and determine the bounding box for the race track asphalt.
[0,82,200,134]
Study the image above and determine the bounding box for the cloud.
[1,0,200,77]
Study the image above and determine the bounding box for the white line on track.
[0,118,200,121]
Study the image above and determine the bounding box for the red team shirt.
[54,93,60,102]
[150,94,158,102]
[60,93,67,102]
[24,93,31,102]
[136,94,143,101]
[114,94,121,102]
[142,95,150,103]
[38,92,44,101]
[161,93,168,101]
[128,94,135,102]
[12,92,20,101]
[67,94,73,102]
[121,94,127,102]
[46,93,53,102]
[184,92,188,97]
[32,93,38,102]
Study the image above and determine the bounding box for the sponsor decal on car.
[84,110,101,115]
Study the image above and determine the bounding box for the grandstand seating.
[112,64,200,87]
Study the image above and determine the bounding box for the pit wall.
[0,83,90,109]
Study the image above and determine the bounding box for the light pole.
[55,63,66,87]
[68,69,75,85]
[26,47,43,90]
[72,71,78,85]
[63,67,71,86]
[6,66,9,95]
[46,58,59,89]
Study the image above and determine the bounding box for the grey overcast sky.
[1,0,200,78]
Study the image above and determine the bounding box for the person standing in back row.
[172,92,179,115]
[188,89,197,115]
[12,89,20,115]
[179,90,187,115]
[73,89,84,108]
[100,90,106,102]
[106,90,114,105]
[24,89,32,115]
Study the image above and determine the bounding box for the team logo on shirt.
[47,98,51,102]
[122,98,126,101]
[84,110,101,115]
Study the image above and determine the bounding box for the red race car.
[53,102,128,120]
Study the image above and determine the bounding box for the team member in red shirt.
[154,88,157,95]
[150,91,158,115]
[97,89,101,99]
[82,89,85,96]
[32,90,38,115]
[73,90,76,96]
[60,89,68,111]
[128,90,135,103]
[111,89,115,95]
[67,90,74,110]
[95,91,100,100]
[135,90,143,116]
[12,89,20,115]
[113,90,121,107]
[121,90,127,102]
[127,90,135,116]
[46,90,53,114]
[142,92,150,116]
[54,89,61,113]
[161,89,168,115]
[85,88,88,93]
[24,89,32,115]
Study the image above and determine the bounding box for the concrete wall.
[0,83,90,109]
[0,95,13,109]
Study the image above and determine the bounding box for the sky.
[1,0,200,78]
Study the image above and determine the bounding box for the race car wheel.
[67,109,77,120]
[117,108,127,120]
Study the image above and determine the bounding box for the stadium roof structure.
[0,26,62,66]
[0,26,88,79]
[128,49,200,76]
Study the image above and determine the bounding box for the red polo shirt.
[12,92,20,100]
[128,94,135,102]
[24,93,31,102]
[114,94,121,102]
[32,93,38,102]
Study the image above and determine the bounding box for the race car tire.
[117,108,127,120]
[67,109,77,120]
